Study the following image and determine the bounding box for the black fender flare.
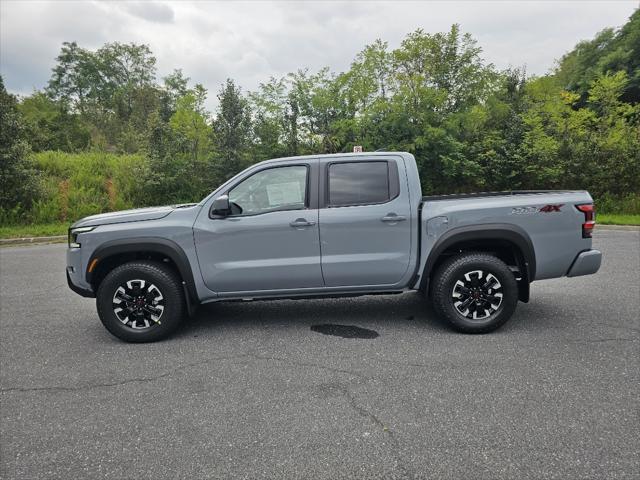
[86,237,198,303]
[419,223,536,291]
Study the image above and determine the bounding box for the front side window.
[228,165,307,216]
[328,161,390,207]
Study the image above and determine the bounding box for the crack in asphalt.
[594,322,640,334]
[1,351,410,475]
[0,354,244,394]
[331,384,415,480]
[244,353,369,379]
[566,337,637,345]
[12,338,636,396]
[0,353,367,394]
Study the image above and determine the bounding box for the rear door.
[318,157,412,287]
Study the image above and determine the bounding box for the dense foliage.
[1,10,639,225]
[0,78,41,223]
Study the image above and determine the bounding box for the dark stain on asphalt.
[311,324,379,339]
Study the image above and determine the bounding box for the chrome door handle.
[381,214,406,223]
[290,218,316,228]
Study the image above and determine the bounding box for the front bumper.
[66,268,95,297]
[66,247,95,297]
[567,249,602,277]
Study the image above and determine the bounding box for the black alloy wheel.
[451,269,504,321]
[112,279,165,330]
[96,261,186,342]
[431,252,519,333]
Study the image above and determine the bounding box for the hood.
[70,203,198,228]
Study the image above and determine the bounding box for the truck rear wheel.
[96,260,186,342]
[431,252,519,333]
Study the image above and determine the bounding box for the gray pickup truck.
[66,152,601,342]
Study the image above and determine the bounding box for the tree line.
[1,9,639,223]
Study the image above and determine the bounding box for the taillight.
[576,204,595,238]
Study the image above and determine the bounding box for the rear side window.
[328,161,390,207]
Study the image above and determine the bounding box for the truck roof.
[256,151,414,165]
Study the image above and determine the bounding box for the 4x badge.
[511,204,564,215]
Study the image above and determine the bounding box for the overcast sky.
[1,0,638,111]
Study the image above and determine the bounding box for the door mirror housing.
[210,195,230,218]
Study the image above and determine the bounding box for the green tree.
[585,71,640,197]
[46,41,95,115]
[46,41,158,151]
[392,25,496,115]
[169,85,211,165]
[387,25,498,193]
[213,79,252,180]
[136,85,213,206]
[160,69,190,121]
[18,91,90,151]
[0,77,41,220]
[556,9,640,103]
[250,77,288,160]
[97,42,157,121]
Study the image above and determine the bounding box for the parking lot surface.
[1,229,638,479]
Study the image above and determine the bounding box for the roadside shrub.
[29,198,61,224]
[595,193,640,214]
[0,205,24,225]
[2,151,149,225]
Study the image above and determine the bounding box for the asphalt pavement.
[1,229,638,479]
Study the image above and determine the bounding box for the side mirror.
[210,195,230,217]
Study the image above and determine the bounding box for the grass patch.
[0,223,68,239]
[597,214,640,226]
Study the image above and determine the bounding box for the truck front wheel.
[431,252,519,333]
[96,260,186,342]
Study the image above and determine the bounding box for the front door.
[194,162,323,293]
[318,158,412,287]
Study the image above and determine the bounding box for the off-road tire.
[431,252,519,333]
[96,260,186,342]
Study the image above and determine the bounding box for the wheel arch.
[419,223,535,301]
[86,237,198,304]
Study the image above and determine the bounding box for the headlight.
[68,226,95,248]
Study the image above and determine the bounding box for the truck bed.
[422,190,582,202]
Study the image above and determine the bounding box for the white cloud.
[123,1,175,24]
[1,0,637,110]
